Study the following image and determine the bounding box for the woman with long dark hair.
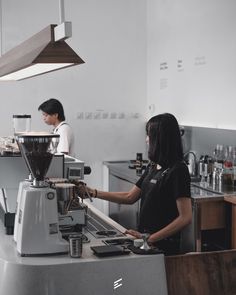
[86,113,192,255]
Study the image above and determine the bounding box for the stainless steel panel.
[109,173,140,229]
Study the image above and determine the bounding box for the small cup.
[69,234,83,258]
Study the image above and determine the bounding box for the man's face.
[41,112,58,126]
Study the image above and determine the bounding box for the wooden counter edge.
[224,195,236,205]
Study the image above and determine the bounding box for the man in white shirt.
[38,98,75,157]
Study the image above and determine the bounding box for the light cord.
[59,0,65,24]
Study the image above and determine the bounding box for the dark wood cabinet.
[182,196,229,252]
[165,250,236,295]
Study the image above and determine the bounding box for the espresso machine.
[15,133,68,256]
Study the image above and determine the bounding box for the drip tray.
[86,211,124,239]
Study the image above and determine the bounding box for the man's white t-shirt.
[53,121,75,157]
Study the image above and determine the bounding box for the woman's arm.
[147,197,192,243]
[90,185,141,205]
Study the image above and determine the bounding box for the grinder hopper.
[16,132,59,186]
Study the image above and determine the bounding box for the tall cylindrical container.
[13,114,31,135]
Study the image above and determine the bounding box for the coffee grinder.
[13,115,32,242]
[15,133,68,256]
[13,174,32,243]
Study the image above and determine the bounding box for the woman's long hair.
[146,113,183,168]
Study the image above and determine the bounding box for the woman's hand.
[72,180,95,200]
[124,229,142,239]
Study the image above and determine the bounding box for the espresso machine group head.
[15,133,68,256]
[46,179,87,235]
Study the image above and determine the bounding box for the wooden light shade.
[0,24,85,81]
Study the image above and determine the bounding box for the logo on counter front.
[113,278,123,290]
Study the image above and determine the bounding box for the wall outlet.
[85,112,93,119]
[93,112,101,119]
[76,112,84,119]
[110,112,117,119]
[118,112,125,119]
[102,112,109,119]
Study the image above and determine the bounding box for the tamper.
[140,233,151,250]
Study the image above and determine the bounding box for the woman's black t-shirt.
[136,161,191,237]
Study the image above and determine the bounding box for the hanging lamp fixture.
[0,0,84,81]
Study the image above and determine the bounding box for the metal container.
[55,183,76,215]
[69,234,83,258]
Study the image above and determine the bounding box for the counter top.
[104,161,236,202]
[0,201,127,265]
[0,200,168,295]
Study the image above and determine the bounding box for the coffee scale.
[14,133,85,256]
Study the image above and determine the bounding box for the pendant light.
[0,0,84,81]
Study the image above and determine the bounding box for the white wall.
[146,0,236,129]
[0,0,147,211]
